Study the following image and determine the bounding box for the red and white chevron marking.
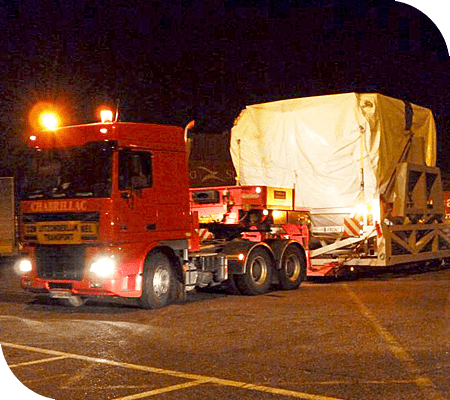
[343,217,362,237]
[199,228,214,242]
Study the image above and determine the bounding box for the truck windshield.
[18,141,113,200]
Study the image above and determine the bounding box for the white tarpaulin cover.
[230,93,436,211]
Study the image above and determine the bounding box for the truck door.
[117,149,158,242]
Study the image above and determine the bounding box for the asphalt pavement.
[0,257,449,400]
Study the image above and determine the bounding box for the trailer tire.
[235,247,273,295]
[140,252,174,309]
[278,245,305,290]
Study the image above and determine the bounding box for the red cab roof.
[29,122,185,152]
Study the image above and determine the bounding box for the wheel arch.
[243,242,275,274]
[143,245,184,284]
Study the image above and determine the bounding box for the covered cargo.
[230,93,436,217]
[230,93,450,275]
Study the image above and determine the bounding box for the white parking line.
[8,355,69,368]
[0,341,348,400]
[344,283,445,400]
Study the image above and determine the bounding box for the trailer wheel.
[278,245,305,290]
[140,252,174,309]
[235,247,273,295]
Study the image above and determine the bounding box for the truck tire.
[278,245,305,290]
[140,252,174,309]
[235,247,273,295]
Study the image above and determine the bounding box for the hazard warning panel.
[343,217,362,237]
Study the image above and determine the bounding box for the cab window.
[119,150,152,190]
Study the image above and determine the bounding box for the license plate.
[49,290,72,299]
[312,226,343,233]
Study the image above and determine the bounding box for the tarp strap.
[403,100,413,131]
[382,101,415,201]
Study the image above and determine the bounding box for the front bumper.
[19,244,145,299]
[21,273,143,298]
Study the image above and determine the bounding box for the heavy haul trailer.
[17,118,309,307]
[231,92,450,277]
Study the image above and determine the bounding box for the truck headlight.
[18,259,32,273]
[90,257,116,277]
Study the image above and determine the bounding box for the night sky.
[1,0,449,170]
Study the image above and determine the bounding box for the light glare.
[90,257,115,277]
[19,259,32,273]
[272,210,283,218]
[354,202,370,216]
[41,113,58,130]
[101,110,113,123]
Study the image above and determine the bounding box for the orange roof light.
[40,112,59,130]
[100,109,113,123]
[29,102,63,131]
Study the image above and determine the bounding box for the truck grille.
[35,245,86,281]
[24,212,100,223]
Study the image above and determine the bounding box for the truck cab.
[18,122,191,306]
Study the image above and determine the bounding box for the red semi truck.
[17,118,309,307]
[17,93,450,307]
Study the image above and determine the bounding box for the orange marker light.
[100,109,113,123]
[29,101,66,132]
[41,113,58,130]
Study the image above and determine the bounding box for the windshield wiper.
[47,182,73,198]
[28,193,44,199]
[74,191,94,197]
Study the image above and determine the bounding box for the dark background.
[1,0,449,173]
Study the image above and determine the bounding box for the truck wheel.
[235,247,273,295]
[140,252,174,309]
[278,245,305,290]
